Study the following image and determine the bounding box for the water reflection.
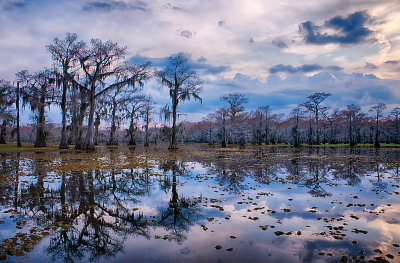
[0,146,399,262]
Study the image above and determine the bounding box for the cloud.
[83,0,147,12]
[180,30,194,39]
[385,60,399,65]
[128,53,230,75]
[272,39,288,48]
[2,0,25,10]
[299,11,373,45]
[364,62,378,70]
[269,64,342,74]
[162,3,183,11]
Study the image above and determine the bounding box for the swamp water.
[0,145,399,262]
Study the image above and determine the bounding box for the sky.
[0,0,399,123]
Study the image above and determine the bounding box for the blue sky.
[1,0,399,123]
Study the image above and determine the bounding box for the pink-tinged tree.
[369,103,387,148]
[390,107,400,144]
[301,92,331,145]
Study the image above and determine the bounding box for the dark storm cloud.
[269,64,342,74]
[299,11,373,45]
[83,0,147,12]
[385,60,399,64]
[129,54,230,75]
[272,39,288,48]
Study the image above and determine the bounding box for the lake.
[0,144,399,262]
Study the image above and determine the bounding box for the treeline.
[185,93,400,148]
[0,33,202,150]
[0,33,399,149]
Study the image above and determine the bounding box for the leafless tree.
[259,105,271,145]
[158,53,203,149]
[301,92,331,145]
[342,104,361,146]
[123,95,145,145]
[142,96,154,146]
[290,105,302,147]
[47,32,85,149]
[369,103,387,148]
[390,107,400,144]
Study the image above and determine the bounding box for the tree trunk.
[94,112,100,145]
[0,120,6,144]
[108,98,118,145]
[265,117,269,145]
[349,117,355,146]
[16,82,21,147]
[329,120,335,144]
[128,113,136,145]
[34,87,46,148]
[83,87,95,150]
[308,119,313,146]
[208,124,213,145]
[59,75,69,149]
[315,109,320,145]
[169,100,178,149]
[144,103,150,147]
[221,119,226,147]
[374,113,380,148]
[396,118,399,144]
[75,88,88,149]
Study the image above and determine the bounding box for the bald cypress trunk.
[34,85,47,148]
[0,120,6,144]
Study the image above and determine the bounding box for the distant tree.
[142,96,154,146]
[216,108,229,147]
[158,53,203,149]
[342,104,361,146]
[301,92,331,145]
[122,95,145,145]
[252,110,263,145]
[221,93,248,120]
[290,106,302,147]
[21,70,57,147]
[221,93,248,144]
[259,105,271,145]
[0,80,14,144]
[46,32,85,149]
[202,114,215,145]
[390,107,400,144]
[369,103,387,148]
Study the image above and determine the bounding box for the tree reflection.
[157,158,201,244]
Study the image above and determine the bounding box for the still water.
[0,145,399,262]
